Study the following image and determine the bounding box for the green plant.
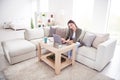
[31,18,34,29]
[42,13,46,17]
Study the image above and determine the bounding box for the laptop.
[53,34,70,48]
[53,34,62,45]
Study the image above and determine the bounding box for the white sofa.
[0,26,117,71]
[2,39,36,64]
[0,29,36,64]
[77,38,116,71]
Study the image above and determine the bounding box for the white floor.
[0,45,120,80]
[101,45,120,80]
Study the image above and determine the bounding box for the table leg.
[72,46,76,65]
[37,43,41,61]
[55,53,61,75]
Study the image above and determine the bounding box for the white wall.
[0,0,110,30]
[49,0,73,27]
[0,0,37,28]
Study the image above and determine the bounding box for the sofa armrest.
[2,42,12,64]
[94,38,117,71]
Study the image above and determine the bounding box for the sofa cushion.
[92,33,109,48]
[55,27,67,38]
[78,46,97,61]
[49,26,56,37]
[2,39,36,57]
[82,32,96,47]
[25,27,44,40]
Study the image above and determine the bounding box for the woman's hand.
[66,40,73,45]
[61,38,73,44]
[61,38,66,43]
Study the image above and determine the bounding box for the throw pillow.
[49,26,56,37]
[92,33,109,48]
[79,30,86,42]
[25,27,44,40]
[55,27,67,38]
[82,32,96,47]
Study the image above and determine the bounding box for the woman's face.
[68,23,76,30]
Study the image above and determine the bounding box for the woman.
[62,20,82,59]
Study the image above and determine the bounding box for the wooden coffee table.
[37,39,76,75]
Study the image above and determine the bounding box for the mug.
[44,37,47,43]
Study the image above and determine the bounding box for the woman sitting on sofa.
[61,20,82,59]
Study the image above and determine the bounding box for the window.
[39,0,48,12]
[107,0,120,44]
[73,0,94,30]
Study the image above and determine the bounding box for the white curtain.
[73,0,94,31]
[107,0,120,44]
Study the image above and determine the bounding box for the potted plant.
[31,18,34,29]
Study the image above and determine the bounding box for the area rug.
[3,58,114,80]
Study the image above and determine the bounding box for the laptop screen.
[53,34,62,45]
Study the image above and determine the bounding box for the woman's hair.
[67,20,78,28]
